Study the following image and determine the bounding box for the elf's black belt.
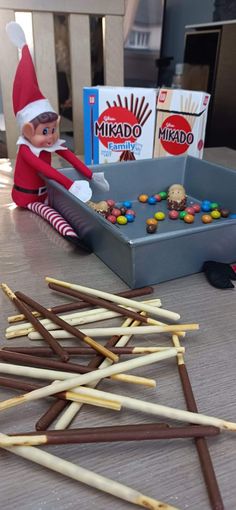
[13,184,47,196]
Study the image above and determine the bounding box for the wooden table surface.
[0,150,236,510]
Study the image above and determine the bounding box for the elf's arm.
[21,145,73,189]
[21,145,92,201]
[56,148,93,179]
[57,148,110,191]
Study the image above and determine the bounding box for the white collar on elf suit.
[16,136,67,157]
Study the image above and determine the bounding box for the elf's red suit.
[6,21,109,246]
[12,144,92,207]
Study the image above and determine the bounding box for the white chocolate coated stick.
[0,433,180,510]
[55,385,236,432]
[45,277,180,322]
[55,316,140,429]
[28,323,197,341]
[0,349,179,411]
[6,298,162,332]
[54,316,183,430]
[0,362,156,388]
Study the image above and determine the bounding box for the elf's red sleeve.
[56,148,93,180]
[20,145,73,189]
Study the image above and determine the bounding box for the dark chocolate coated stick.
[7,424,220,446]
[1,346,163,357]
[174,340,224,510]
[48,282,154,307]
[47,287,153,325]
[36,285,154,430]
[9,285,154,322]
[0,349,150,381]
[1,284,70,362]
[35,332,131,430]
[15,291,118,363]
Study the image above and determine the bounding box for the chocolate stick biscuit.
[2,345,176,357]
[172,335,224,510]
[6,424,220,447]
[8,285,154,323]
[35,285,154,430]
[48,287,158,326]
[15,291,118,363]
[1,284,70,362]
[35,333,129,430]
[0,350,156,388]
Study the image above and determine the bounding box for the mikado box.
[47,156,236,288]
[83,86,157,165]
[154,88,210,159]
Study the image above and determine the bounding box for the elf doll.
[6,22,109,247]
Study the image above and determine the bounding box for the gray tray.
[46,156,236,288]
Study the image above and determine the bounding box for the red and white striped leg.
[27,202,90,252]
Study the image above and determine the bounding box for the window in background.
[124,0,166,87]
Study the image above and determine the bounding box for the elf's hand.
[92,172,110,192]
[69,180,92,202]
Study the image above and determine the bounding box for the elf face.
[22,119,60,148]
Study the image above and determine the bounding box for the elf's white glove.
[91,172,110,192]
[69,180,92,202]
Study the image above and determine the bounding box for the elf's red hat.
[6,22,56,130]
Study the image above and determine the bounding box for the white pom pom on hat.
[6,21,26,49]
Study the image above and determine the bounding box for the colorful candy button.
[111,208,121,217]
[146,224,157,234]
[201,200,211,212]
[146,218,158,226]
[220,208,230,218]
[168,210,179,219]
[179,211,187,220]
[125,214,135,222]
[106,214,117,224]
[192,203,201,213]
[211,210,221,219]
[116,215,128,225]
[138,194,149,203]
[123,200,132,209]
[159,191,167,199]
[147,196,157,205]
[210,202,220,210]
[185,206,195,215]
[184,213,194,224]
[126,209,136,216]
[106,199,116,208]
[202,214,213,224]
[154,211,165,221]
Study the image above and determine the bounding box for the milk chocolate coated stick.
[15,290,118,363]
[5,424,220,447]
[172,334,224,510]
[1,284,70,362]
[37,317,139,430]
[8,285,154,323]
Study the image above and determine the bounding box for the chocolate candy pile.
[88,199,136,226]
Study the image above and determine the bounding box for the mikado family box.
[83,86,157,164]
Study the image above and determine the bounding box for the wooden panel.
[32,12,58,114]
[0,0,125,16]
[69,14,91,155]
[103,15,124,86]
[0,9,19,158]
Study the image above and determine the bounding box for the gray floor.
[0,149,236,510]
